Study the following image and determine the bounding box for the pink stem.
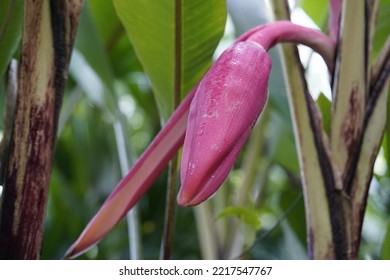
[328,0,342,45]
[238,21,335,72]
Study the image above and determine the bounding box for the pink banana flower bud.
[64,20,335,259]
[177,21,335,206]
[177,41,271,206]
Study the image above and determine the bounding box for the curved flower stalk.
[328,0,343,45]
[236,21,335,71]
[64,21,335,259]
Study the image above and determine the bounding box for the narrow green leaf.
[0,0,23,76]
[113,0,226,120]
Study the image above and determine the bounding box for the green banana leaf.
[113,0,226,121]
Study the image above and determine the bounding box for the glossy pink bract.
[177,41,271,206]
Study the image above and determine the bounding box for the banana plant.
[63,0,390,259]
[0,0,388,260]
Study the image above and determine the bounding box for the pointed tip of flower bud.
[178,41,271,206]
[177,126,250,207]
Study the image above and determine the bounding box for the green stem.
[160,157,179,259]
[194,202,220,259]
[160,0,183,259]
[272,0,346,259]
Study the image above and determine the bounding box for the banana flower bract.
[177,41,271,206]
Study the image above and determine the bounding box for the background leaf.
[381,221,390,259]
[317,93,331,134]
[113,0,226,120]
[73,3,116,108]
[300,0,328,29]
[0,0,23,77]
[373,0,390,59]
[217,206,261,230]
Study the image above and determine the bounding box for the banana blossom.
[65,21,335,259]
